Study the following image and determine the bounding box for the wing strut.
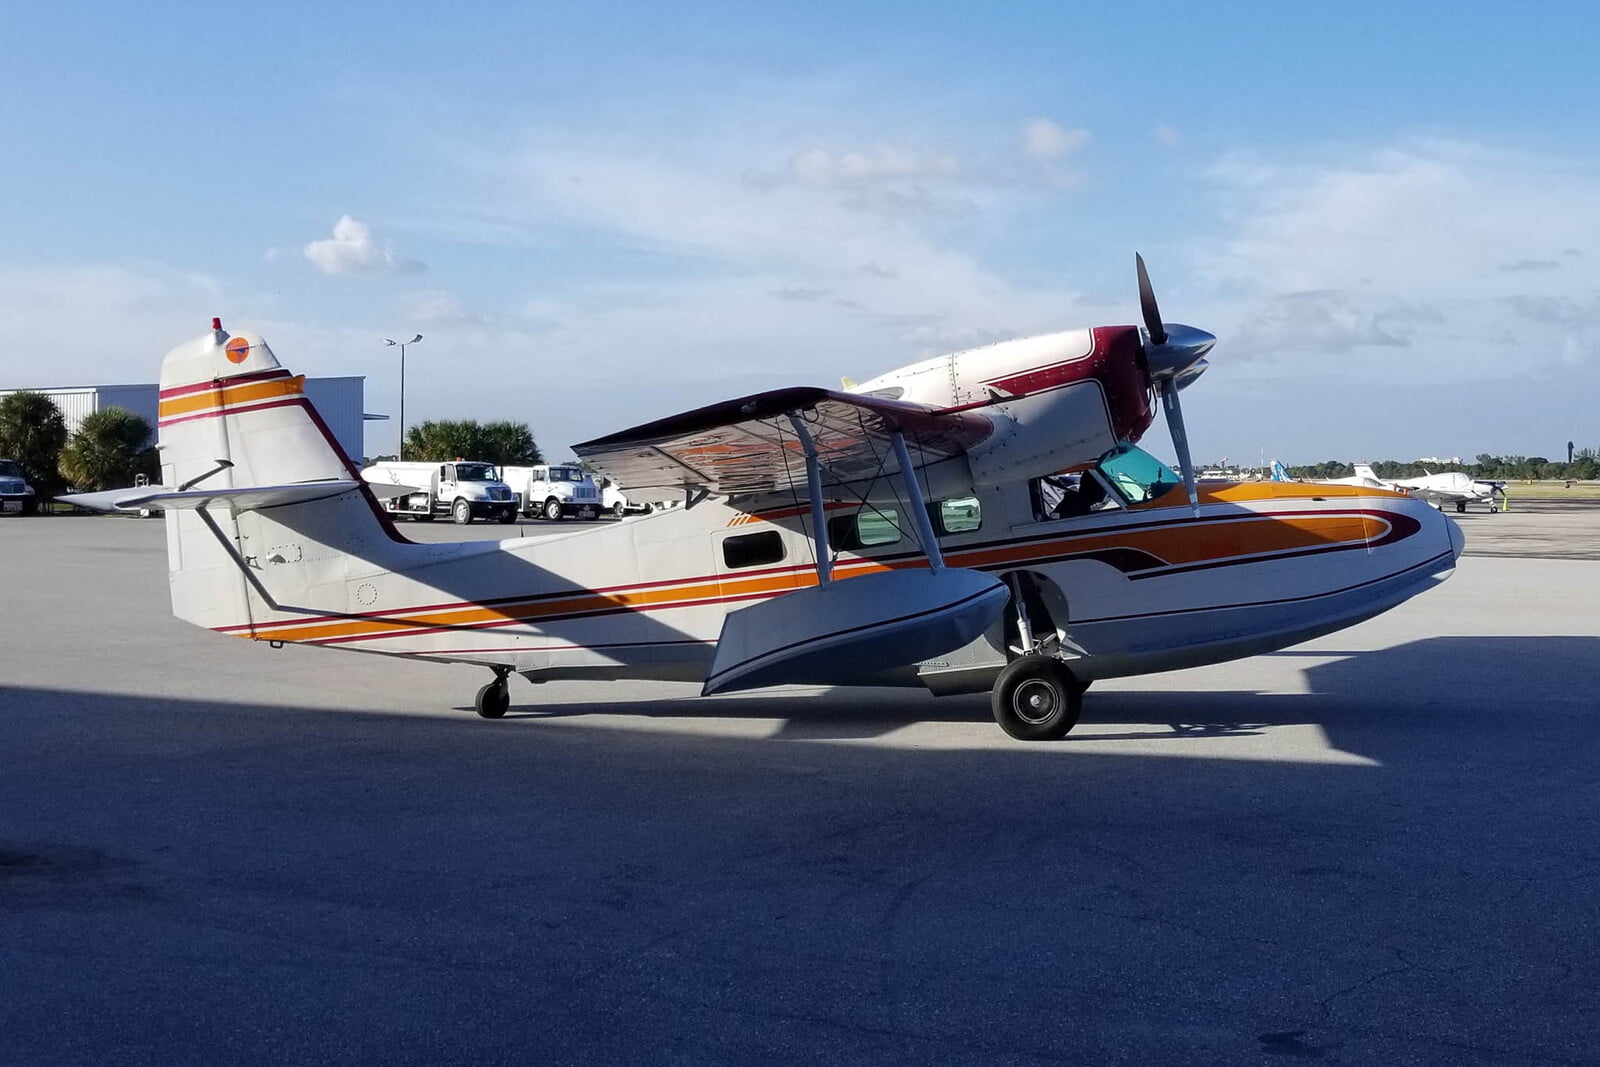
[785,413,833,585]
[890,431,945,570]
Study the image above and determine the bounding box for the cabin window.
[1033,472,1118,520]
[722,530,786,569]
[935,497,982,534]
[828,507,903,550]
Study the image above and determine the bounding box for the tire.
[991,656,1082,741]
[612,502,626,518]
[475,681,509,719]
[453,499,472,525]
[543,497,563,521]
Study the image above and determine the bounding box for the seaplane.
[63,257,1463,740]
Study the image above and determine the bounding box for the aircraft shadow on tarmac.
[483,635,1600,757]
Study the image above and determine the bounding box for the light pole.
[384,334,422,459]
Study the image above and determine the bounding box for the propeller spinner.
[1134,253,1216,512]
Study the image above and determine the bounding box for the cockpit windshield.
[454,463,499,482]
[1096,443,1181,505]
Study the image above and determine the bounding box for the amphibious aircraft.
[63,258,1463,740]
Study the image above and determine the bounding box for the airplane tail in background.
[63,323,405,634]
[1270,460,1290,482]
[1354,463,1380,483]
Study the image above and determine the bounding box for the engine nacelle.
[966,326,1154,486]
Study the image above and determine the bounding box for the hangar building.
[0,377,373,462]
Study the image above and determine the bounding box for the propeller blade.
[1136,252,1166,346]
[1161,378,1198,513]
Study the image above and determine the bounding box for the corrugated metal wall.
[0,378,366,462]
[303,377,365,462]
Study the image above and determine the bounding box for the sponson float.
[65,258,1463,739]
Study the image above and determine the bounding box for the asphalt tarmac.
[3,510,1598,1064]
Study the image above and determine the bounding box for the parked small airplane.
[63,258,1463,740]
[1280,462,1505,514]
[1388,470,1506,514]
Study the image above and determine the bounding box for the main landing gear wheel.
[453,499,472,525]
[475,671,511,719]
[1455,501,1467,514]
[543,497,563,521]
[991,656,1083,741]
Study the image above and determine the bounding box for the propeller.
[1134,253,1216,513]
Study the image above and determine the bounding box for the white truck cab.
[361,460,518,524]
[596,476,655,518]
[499,464,603,521]
[0,459,37,515]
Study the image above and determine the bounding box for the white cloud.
[1193,140,1600,382]
[1023,118,1088,159]
[786,146,960,186]
[304,215,425,276]
[399,289,477,324]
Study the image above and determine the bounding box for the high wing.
[573,386,994,497]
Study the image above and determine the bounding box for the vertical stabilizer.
[156,323,396,634]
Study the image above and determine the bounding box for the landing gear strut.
[475,667,512,719]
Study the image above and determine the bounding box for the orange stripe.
[240,512,1380,644]
[158,375,304,418]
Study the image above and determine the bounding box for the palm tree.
[58,407,157,492]
[404,419,541,466]
[0,390,69,507]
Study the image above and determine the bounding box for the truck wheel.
[543,497,563,521]
[612,502,626,518]
[453,499,472,525]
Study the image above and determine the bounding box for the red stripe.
[158,368,292,399]
[219,503,1416,637]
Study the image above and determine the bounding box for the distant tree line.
[0,391,158,503]
[1287,450,1600,482]
[398,419,542,466]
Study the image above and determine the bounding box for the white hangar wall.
[0,377,370,462]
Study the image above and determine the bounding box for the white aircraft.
[1387,470,1506,514]
[63,259,1463,740]
[1283,462,1505,514]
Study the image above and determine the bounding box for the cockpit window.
[1096,443,1181,505]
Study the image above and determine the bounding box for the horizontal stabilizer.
[58,478,388,513]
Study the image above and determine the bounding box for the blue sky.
[2,2,1597,465]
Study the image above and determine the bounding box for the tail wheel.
[474,679,510,719]
[991,656,1082,741]
[543,497,563,521]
